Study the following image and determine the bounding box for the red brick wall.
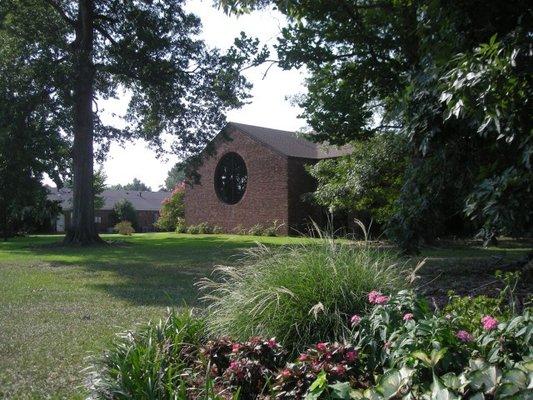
[184,128,291,234]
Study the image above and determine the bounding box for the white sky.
[89,1,306,190]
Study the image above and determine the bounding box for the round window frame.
[214,152,248,205]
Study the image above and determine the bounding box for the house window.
[95,216,102,223]
[214,152,247,205]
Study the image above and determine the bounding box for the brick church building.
[184,122,352,235]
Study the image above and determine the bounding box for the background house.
[48,188,170,233]
[184,122,352,235]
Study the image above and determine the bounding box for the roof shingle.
[228,122,352,159]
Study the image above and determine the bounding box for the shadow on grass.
[1,234,289,307]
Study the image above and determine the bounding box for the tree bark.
[64,0,103,245]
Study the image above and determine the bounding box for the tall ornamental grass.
[198,240,410,353]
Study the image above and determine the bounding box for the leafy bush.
[114,220,135,235]
[111,199,138,229]
[203,337,286,399]
[174,217,187,233]
[186,222,212,234]
[88,309,207,399]
[263,220,284,236]
[155,183,185,231]
[198,241,409,353]
[212,225,224,234]
[292,290,532,400]
[247,223,264,236]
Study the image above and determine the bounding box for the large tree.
[0,10,69,240]
[1,0,266,244]
[221,0,532,250]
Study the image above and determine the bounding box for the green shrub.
[263,220,284,236]
[111,199,138,229]
[175,217,187,233]
[443,271,520,333]
[212,225,224,234]
[114,220,135,235]
[186,224,197,234]
[196,222,212,234]
[155,184,185,231]
[247,223,264,236]
[88,309,207,399]
[198,241,409,353]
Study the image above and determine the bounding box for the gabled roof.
[47,188,170,211]
[227,122,353,159]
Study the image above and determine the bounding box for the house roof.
[47,188,170,211]
[227,122,353,159]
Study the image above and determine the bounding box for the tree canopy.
[1,0,267,244]
[220,0,532,250]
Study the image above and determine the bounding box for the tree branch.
[94,24,117,45]
[43,0,77,27]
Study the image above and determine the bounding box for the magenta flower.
[298,353,308,362]
[368,290,389,304]
[350,314,362,327]
[456,330,474,342]
[316,342,328,352]
[332,364,346,376]
[403,313,414,321]
[266,338,278,349]
[232,343,241,353]
[481,315,498,331]
[345,350,358,363]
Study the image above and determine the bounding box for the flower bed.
[89,283,532,399]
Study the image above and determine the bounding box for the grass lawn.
[0,233,531,399]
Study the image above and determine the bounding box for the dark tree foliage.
[0,12,69,239]
[308,133,408,232]
[111,199,138,229]
[220,0,532,251]
[1,0,267,244]
[164,162,186,191]
[110,178,152,192]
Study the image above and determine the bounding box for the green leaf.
[307,370,328,400]
[329,381,352,399]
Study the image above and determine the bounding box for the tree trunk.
[64,0,103,245]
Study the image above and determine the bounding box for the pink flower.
[229,360,240,370]
[403,313,414,321]
[350,314,362,327]
[281,369,292,378]
[481,315,498,331]
[316,342,328,352]
[232,343,241,353]
[368,291,389,304]
[266,338,278,349]
[298,353,308,362]
[456,330,474,342]
[345,350,358,363]
[368,290,381,303]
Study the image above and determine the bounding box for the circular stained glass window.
[214,152,248,204]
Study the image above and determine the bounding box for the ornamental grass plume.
[197,238,409,354]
